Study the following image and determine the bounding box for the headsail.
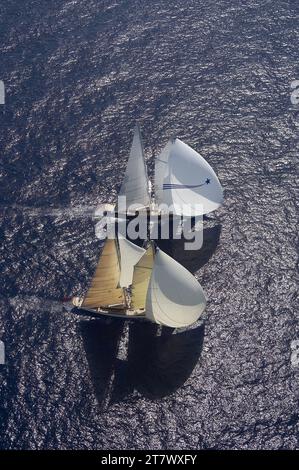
[145,248,206,328]
[118,236,146,288]
[81,239,125,308]
[155,138,223,216]
[131,244,154,309]
[118,124,150,213]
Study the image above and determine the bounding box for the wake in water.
[8,295,68,314]
[0,204,97,219]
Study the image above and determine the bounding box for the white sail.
[145,249,206,328]
[131,244,154,310]
[155,138,223,216]
[118,237,146,288]
[119,124,150,213]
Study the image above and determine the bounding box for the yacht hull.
[68,299,147,321]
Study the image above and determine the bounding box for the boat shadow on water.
[79,223,220,403]
[115,321,205,401]
[80,319,205,402]
[156,223,221,272]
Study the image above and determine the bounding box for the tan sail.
[131,244,154,309]
[82,239,125,309]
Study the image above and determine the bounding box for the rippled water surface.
[0,0,298,450]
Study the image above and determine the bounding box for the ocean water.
[0,0,298,450]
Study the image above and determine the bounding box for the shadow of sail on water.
[157,224,222,273]
[126,322,206,399]
[80,319,124,406]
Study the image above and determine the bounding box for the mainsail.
[145,249,206,328]
[81,239,125,308]
[131,244,154,309]
[118,236,146,288]
[155,138,223,216]
[118,124,150,212]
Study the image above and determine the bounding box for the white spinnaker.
[155,138,223,216]
[119,124,150,212]
[145,249,206,328]
[118,237,146,288]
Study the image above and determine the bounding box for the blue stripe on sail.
[163,179,210,190]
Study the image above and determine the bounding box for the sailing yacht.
[72,237,206,328]
[70,125,223,328]
[98,124,223,218]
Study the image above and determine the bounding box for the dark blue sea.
[0,0,298,450]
